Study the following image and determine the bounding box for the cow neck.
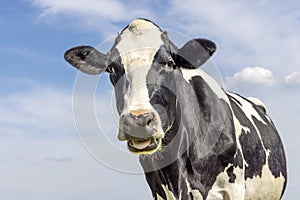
[140,71,236,200]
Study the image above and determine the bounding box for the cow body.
[64,18,287,200]
[140,68,286,200]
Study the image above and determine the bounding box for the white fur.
[244,163,285,200]
[156,185,177,200]
[247,97,266,112]
[227,92,285,200]
[181,68,228,101]
[206,165,245,200]
[227,92,267,126]
[115,19,163,113]
[186,179,204,200]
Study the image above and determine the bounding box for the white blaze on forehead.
[115,19,164,111]
[116,19,163,59]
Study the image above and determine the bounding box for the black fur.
[228,96,266,179]
[141,75,236,199]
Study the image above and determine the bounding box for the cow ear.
[64,46,107,75]
[176,39,216,69]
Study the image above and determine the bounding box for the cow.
[64,18,287,200]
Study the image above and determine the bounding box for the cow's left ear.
[64,46,107,75]
[175,39,216,69]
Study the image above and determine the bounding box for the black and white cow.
[64,19,287,200]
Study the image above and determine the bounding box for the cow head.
[64,19,216,155]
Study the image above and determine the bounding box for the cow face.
[64,19,216,155]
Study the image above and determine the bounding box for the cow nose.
[118,110,156,141]
[124,110,155,127]
[129,112,154,127]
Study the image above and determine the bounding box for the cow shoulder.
[181,68,239,199]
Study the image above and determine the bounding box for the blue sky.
[1,0,300,199]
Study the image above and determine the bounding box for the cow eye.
[166,57,175,68]
[108,64,125,86]
[167,61,174,67]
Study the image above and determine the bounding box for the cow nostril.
[146,117,152,126]
[145,112,154,126]
[138,114,153,127]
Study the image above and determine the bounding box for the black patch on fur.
[228,94,287,198]
[227,166,237,183]
[251,113,287,198]
[186,157,194,175]
[252,116,287,178]
[142,159,182,199]
[233,148,243,169]
[146,43,179,137]
[227,92,242,106]
[107,48,127,114]
[107,48,125,86]
[141,75,236,199]
[228,96,266,179]
[185,76,236,198]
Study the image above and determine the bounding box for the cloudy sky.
[1,0,299,199]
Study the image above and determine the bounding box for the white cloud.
[28,0,300,77]
[0,81,74,137]
[31,0,126,20]
[284,72,300,88]
[0,137,150,200]
[0,76,142,171]
[0,79,149,199]
[165,0,300,77]
[225,66,276,91]
[43,155,74,163]
[0,47,29,55]
[28,0,155,34]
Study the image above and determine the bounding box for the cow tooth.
[132,139,151,150]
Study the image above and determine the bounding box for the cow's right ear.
[175,39,216,69]
[64,46,107,75]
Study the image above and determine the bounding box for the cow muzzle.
[118,110,164,154]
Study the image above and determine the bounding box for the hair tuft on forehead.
[127,19,160,32]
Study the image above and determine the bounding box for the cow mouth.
[127,138,162,154]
